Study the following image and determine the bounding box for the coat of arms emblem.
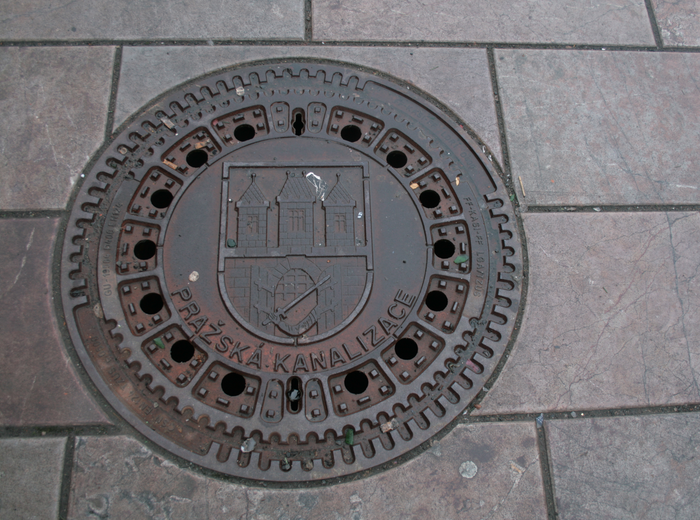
[218,163,373,345]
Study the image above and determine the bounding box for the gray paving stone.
[476,212,700,415]
[547,413,700,520]
[652,0,700,47]
[313,0,654,45]
[70,424,546,519]
[116,46,503,162]
[498,50,700,206]
[0,47,113,210]
[0,437,66,520]
[0,219,110,426]
[0,0,303,41]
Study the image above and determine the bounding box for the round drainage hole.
[221,372,246,396]
[340,125,362,143]
[426,290,448,312]
[344,371,369,394]
[186,149,208,168]
[170,340,195,363]
[386,150,408,169]
[150,189,174,209]
[434,239,456,259]
[133,239,156,260]
[419,190,441,208]
[139,293,164,314]
[234,124,255,142]
[395,338,418,360]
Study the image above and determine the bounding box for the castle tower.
[323,173,356,247]
[277,171,315,247]
[236,173,269,248]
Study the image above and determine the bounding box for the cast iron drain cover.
[61,61,523,482]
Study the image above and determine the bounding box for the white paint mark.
[459,460,478,478]
[305,171,328,201]
[189,271,199,282]
[3,227,35,300]
[241,438,256,452]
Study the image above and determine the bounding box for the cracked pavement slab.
[69,424,546,519]
[547,413,700,520]
[0,437,66,519]
[0,219,110,426]
[477,212,700,414]
[498,50,700,206]
[0,47,114,210]
[0,0,304,40]
[313,0,654,44]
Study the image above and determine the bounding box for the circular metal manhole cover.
[61,60,523,482]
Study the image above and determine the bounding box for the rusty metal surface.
[60,61,523,482]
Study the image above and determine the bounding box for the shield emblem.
[218,163,373,345]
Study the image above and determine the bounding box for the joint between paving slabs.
[58,435,75,520]
[105,46,123,140]
[536,423,558,519]
[304,0,313,41]
[3,39,700,52]
[526,204,700,213]
[643,0,664,49]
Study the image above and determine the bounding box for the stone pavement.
[1,1,700,518]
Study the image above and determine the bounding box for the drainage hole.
[186,149,208,168]
[426,290,448,312]
[419,189,441,208]
[139,293,164,314]
[395,338,418,360]
[133,239,157,260]
[292,111,305,136]
[341,124,362,143]
[434,239,456,259]
[386,150,408,169]
[234,124,255,142]
[150,189,174,209]
[344,371,369,394]
[170,340,194,363]
[221,372,246,396]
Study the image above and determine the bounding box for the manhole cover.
[60,61,523,482]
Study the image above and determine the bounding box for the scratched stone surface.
[476,212,700,415]
[0,47,114,210]
[0,0,304,41]
[0,437,66,520]
[547,413,700,520]
[69,424,546,519]
[115,46,503,162]
[497,49,700,206]
[652,0,700,46]
[0,219,109,426]
[312,0,654,44]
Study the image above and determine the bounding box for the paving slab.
[547,413,700,520]
[0,0,303,41]
[116,46,503,162]
[0,47,114,210]
[497,49,700,206]
[313,0,654,45]
[69,423,546,519]
[476,212,700,415]
[652,0,700,47]
[0,219,109,426]
[0,437,66,520]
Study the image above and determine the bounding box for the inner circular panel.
[59,61,524,484]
